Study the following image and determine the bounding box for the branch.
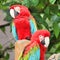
[0,22,10,28]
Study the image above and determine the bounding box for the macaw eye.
[39,35,45,45]
[14,10,19,17]
[14,7,20,13]
[39,35,44,42]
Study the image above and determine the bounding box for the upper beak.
[10,9,15,18]
[10,9,19,18]
[44,37,50,47]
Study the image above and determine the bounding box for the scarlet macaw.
[10,5,37,41]
[18,30,50,60]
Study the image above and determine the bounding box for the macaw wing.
[29,15,37,34]
[12,22,18,41]
[28,46,40,60]
[19,41,40,60]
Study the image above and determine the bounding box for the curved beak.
[44,37,50,47]
[10,9,15,18]
[10,9,19,18]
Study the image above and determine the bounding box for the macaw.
[16,30,50,60]
[10,5,37,41]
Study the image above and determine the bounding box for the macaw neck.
[14,14,30,19]
[40,44,47,60]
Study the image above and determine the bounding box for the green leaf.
[44,6,50,15]
[10,42,14,48]
[0,44,3,49]
[29,7,39,13]
[21,0,30,7]
[49,0,56,4]
[53,22,60,38]
[58,23,60,30]
[21,0,39,7]
[58,4,60,10]
[55,42,60,53]
[50,5,58,14]
[4,10,12,22]
[51,15,60,23]
[0,5,9,10]
[32,13,49,29]
[50,42,60,53]
[37,3,45,10]
[57,12,60,16]
[0,27,5,33]
[4,53,9,60]
[30,0,39,7]
[55,46,60,53]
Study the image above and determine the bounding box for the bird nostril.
[41,40,45,45]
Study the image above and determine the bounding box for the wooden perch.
[0,22,10,28]
[15,40,30,60]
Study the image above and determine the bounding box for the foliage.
[4,53,9,60]
[0,43,14,60]
[0,0,60,59]
[0,44,3,49]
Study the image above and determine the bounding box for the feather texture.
[30,15,37,34]
[18,41,40,60]
[10,5,37,41]
[12,22,18,40]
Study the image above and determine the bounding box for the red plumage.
[14,16,31,40]
[10,5,38,40]
[10,5,32,40]
[10,5,30,17]
[31,30,50,60]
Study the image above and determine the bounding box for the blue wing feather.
[12,22,18,41]
[29,48,40,60]
[30,19,37,34]
[18,41,40,60]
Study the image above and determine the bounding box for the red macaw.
[31,30,50,60]
[18,30,50,60]
[10,5,37,41]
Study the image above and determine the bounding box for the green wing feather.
[18,41,40,60]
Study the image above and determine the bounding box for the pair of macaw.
[10,5,50,60]
[17,30,50,60]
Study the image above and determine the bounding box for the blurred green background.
[0,0,60,60]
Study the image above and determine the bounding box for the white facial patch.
[10,9,15,18]
[39,35,44,42]
[44,37,50,47]
[14,7,20,13]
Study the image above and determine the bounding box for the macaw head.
[31,30,50,48]
[10,4,30,18]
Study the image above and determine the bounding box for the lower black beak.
[41,40,45,45]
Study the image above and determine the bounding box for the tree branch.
[0,22,10,28]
